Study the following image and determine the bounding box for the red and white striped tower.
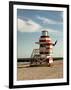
[36,30,54,65]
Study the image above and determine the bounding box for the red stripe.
[40,49,53,51]
[40,52,51,54]
[40,43,53,45]
[40,36,50,38]
[46,47,53,49]
[39,40,52,42]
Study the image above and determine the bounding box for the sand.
[17,60,63,80]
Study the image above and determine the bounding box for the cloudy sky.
[17,9,63,58]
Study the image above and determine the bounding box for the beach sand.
[17,60,63,80]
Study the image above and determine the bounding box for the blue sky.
[17,9,63,58]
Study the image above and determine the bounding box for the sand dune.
[17,60,63,80]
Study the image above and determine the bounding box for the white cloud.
[36,16,63,24]
[17,18,62,35]
[18,18,41,32]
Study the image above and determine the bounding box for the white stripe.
[37,42,53,44]
[40,55,53,58]
[39,38,51,41]
[46,45,53,48]
[40,54,53,56]
[40,45,53,48]
[40,47,46,51]
[40,47,53,51]
[39,50,53,53]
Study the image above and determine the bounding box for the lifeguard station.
[30,31,57,66]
